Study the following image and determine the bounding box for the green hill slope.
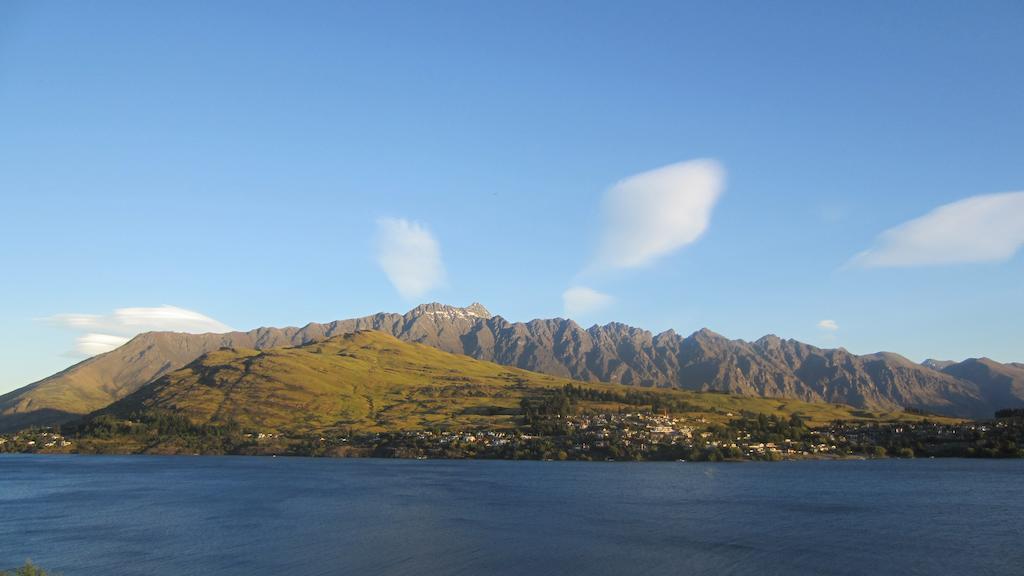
[97,331,943,437]
[0,331,277,431]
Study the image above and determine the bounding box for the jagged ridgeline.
[2,303,1022,431]
[85,331,927,438]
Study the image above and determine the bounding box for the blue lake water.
[1,455,1022,575]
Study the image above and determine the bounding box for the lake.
[1,455,1022,575]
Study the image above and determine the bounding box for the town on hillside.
[3,404,1022,461]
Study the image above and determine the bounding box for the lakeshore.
[5,408,1021,461]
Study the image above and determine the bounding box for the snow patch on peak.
[407,302,492,320]
[465,302,492,318]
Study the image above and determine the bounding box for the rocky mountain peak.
[465,302,492,318]
[922,358,956,371]
[754,334,783,347]
[691,327,725,341]
[407,302,492,320]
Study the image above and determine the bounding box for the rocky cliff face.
[452,321,988,418]
[0,302,1016,430]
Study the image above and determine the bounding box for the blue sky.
[1,1,1022,394]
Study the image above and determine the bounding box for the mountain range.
[1,302,1020,431]
[96,330,900,437]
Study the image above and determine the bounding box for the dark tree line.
[716,411,809,444]
[521,384,700,425]
[63,411,250,454]
[995,408,1024,420]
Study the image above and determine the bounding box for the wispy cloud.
[375,218,446,299]
[48,305,233,335]
[817,319,839,331]
[46,305,233,357]
[73,334,131,356]
[850,191,1024,267]
[562,286,613,318]
[594,159,725,270]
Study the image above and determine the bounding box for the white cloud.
[46,305,233,357]
[595,159,724,269]
[48,305,233,334]
[375,217,446,299]
[562,286,613,317]
[817,319,839,331]
[851,191,1024,267]
[73,334,131,356]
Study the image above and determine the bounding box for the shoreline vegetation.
[1,562,49,576]
[3,391,1022,462]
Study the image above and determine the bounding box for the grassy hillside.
[0,331,261,431]
[98,331,952,437]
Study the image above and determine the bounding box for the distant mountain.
[0,303,492,430]
[939,358,1024,415]
[0,302,1016,431]
[97,330,571,434]
[97,330,890,436]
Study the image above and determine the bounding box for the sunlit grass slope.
[102,331,954,435]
